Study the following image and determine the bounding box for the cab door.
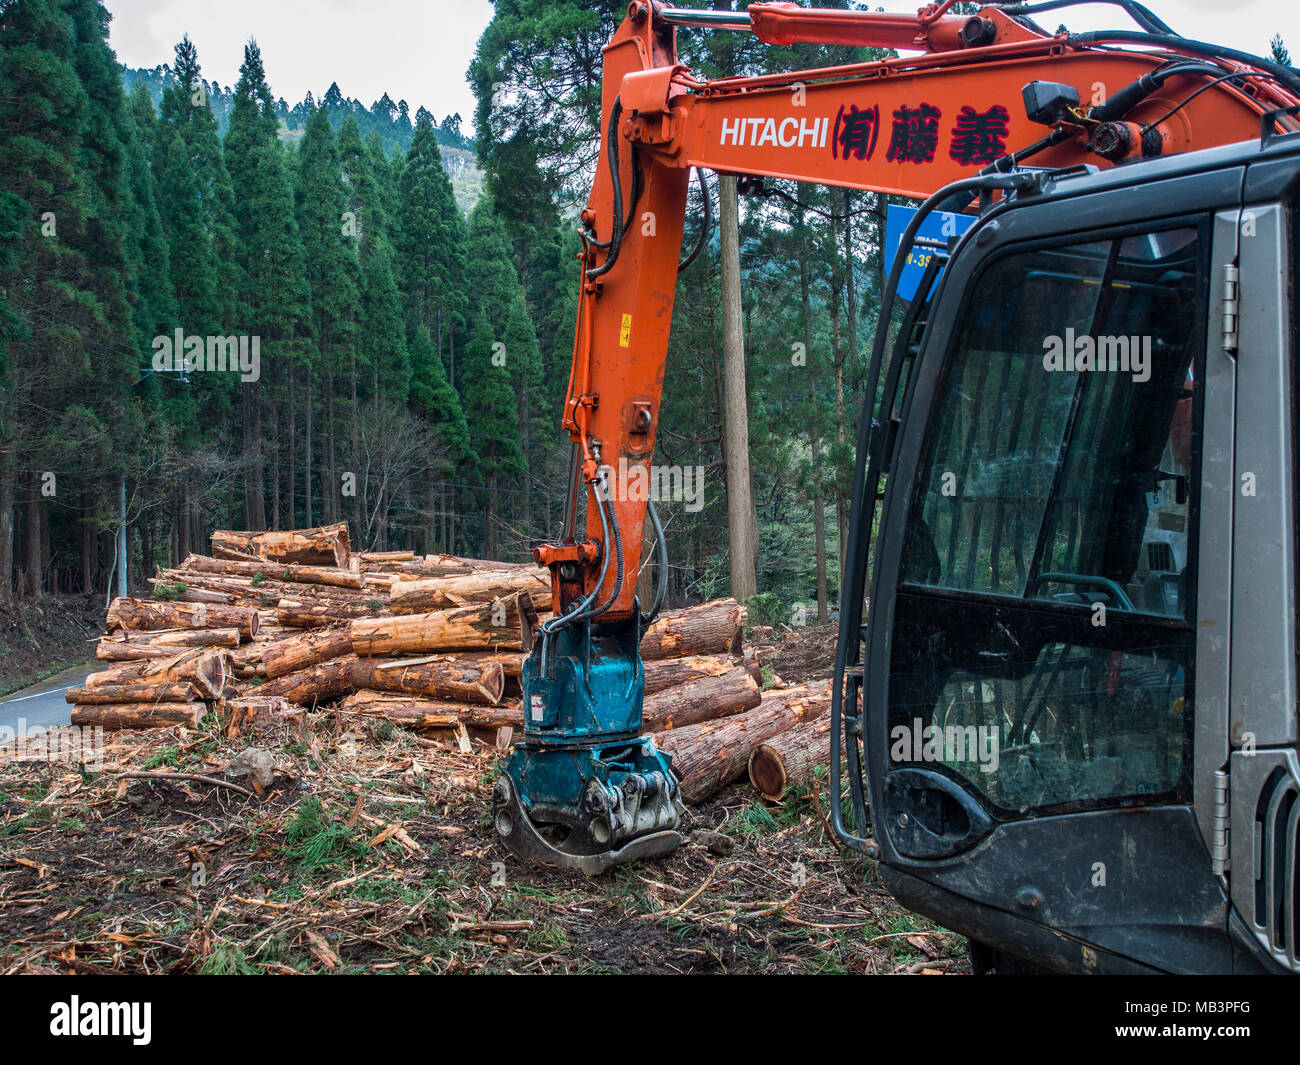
[859,167,1252,971]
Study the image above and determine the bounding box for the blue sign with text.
[883,203,975,302]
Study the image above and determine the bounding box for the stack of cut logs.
[68,523,835,804]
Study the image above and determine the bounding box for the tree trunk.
[748,713,836,801]
[180,553,363,588]
[260,626,353,678]
[717,174,759,602]
[641,664,761,732]
[388,567,548,613]
[350,594,537,656]
[258,653,360,704]
[105,598,259,640]
[654,680,831,803]
[66,682,199,705]
[350,655,505,704]
[210,522,351,567]
[84,649,231,699]
[70,703,205,729]
[338,690,522,731]
[639,598,743,661]
[643,651,758,695]
[276,597,388,628]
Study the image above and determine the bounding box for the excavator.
[490,0,1300,975]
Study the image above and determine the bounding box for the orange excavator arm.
[537,0,1300,623]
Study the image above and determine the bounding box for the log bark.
[338,690,523,730]
[106,597,258,640]
[358,550,414,563]
[96,627,241,662]
[389,567,550,614]
[425,553,533,572]
[641,664,761,732]
[639,599,743,661]
[180,553,363,589]
[152,573,362,606]
[350,594,537,656]
[69,703,205,729]
[654,680,831,803]
[276,597,390,628]
[748,714,836,801]
[257,654,359,705]
[260,627,352,679]
[350,656,505,705]
[643,652,756,696]
[66,682,198,705]
[84,649,231,699]
[211,522,350,567]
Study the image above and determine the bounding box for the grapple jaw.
[493,617,685,874]
[493,744,684,875]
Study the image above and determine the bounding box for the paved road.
[0,664,95,733]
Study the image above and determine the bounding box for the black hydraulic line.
[1138,72,1279,130]
[588,97,626,280]
[998,0,1177,37]
[640,497,669,628]
[585,475,626,620]
[1070,30,1300,98]
[677,168,711,272]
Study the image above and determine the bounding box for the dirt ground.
[0,594,103,696]
[755,622,840,685]
[0,705,966,975]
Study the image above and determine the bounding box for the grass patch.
[283,795,368,869]
[199,944,258,975]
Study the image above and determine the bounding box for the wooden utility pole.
[717,175,758,602]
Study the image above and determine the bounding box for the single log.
[147,627,242,648]
[338,690,524,730]
[639,599,743,661]
[66,682,197,705]
[359,550,414,564]
[389,567,550,614]
[180,553,364,589]
[260,627,352,679]
[748,714,837,801]
[426,650,525,678]
[257,654,360,705]
[106,597,258,640]
[70,703,205,729]
[84,649,231,699]
[276,596,390,628]
[96,629,240,662]
[96,640,192,663]
[154,572,362,605]
[210,522,351,567]
[643,652,754,696]
[654,680,832,804]
[641,664,761,732]
[350,656,505,705]
[425,553,534,572]
[350,594,537,656]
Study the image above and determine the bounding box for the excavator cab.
[833,120,1300,974]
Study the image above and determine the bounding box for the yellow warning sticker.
[619,313,632,347]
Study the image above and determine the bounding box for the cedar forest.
[13,1,1280,624]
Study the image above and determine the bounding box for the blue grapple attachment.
[494,615,685,875]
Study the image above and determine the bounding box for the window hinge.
[1221,263,1239,354]
[1211,769,1230,876]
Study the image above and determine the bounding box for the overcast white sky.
[105,1,1300,135]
